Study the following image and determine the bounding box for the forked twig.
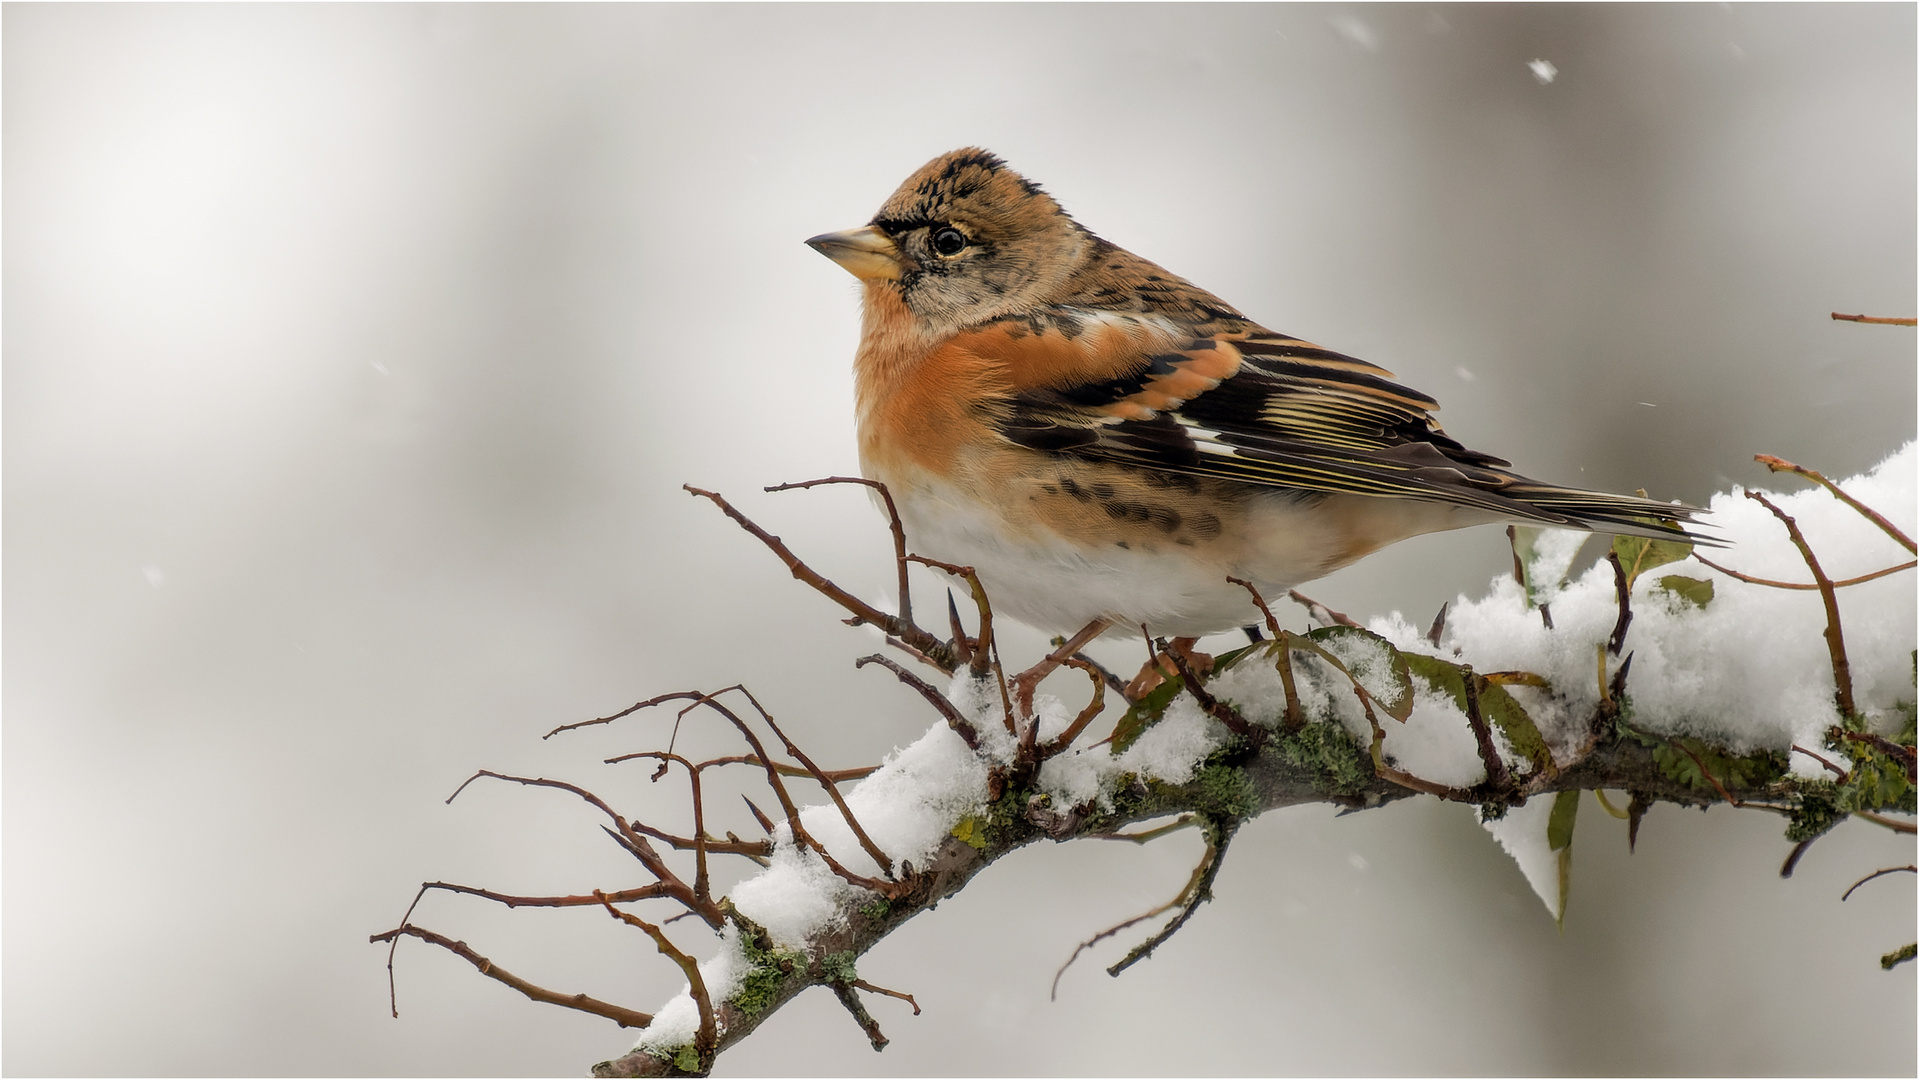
[1693,553,1915,591]
[596,892,715,1059]
[371,923,654,1028]
[855,653,981,750]
[1752,455,1911,553]
[1038,657,1110,760]
[685,484,955,672]
[1746,490,1854,717]
[766,476,915,627]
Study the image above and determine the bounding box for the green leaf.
[1653,574,1714,609]
[1547,789,1580,851]
[1547,790,1579,927]
[1212,642,1266,674]
[1403,653,1556,776]
[1611,528,1693,590]
[1304,626,1416,722]
[1110,673,1185,753]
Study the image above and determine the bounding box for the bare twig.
[678,690,899,895]
[1038,657,1110,760]
[1790,744,1850,781]
[372,923,654,1028]
[1092,814,1199,844]
[1830,311,1918,327]
[1158,638,1256,742]
[1854,811,1918,835]
[1228,577,1303,731]
[596,892,714,1060]
[766,476,915,628]
[446,770,720,928]
[1107,828,1234,978]
[685,485,955,672]
[856,653,981,750]
[829,980,889,1051]
[1755,454,1915,553]
[1606,551,1632,656]
[1052,833,1221,1000]
[1693,553,1915,591]
[1459,668,1513,792]
[1779,837,1818,879]
[724,685,896,878]
[1841,865,1917,901]
[851,979,920,1014]
[1746,490,1854,716]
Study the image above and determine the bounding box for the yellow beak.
[805,226,903,281]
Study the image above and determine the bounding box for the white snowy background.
[6,5,1914,1076]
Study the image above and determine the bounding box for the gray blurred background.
[6,4,1915,1076]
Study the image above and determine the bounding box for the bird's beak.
[805,226,902,281]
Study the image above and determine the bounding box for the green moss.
[820,950,858,985]
[949,815,989,851]
[1786,780,1843,843]
[730,920,806,1017]
[1271,719,1372,797]
[1192,760,1259,821]
[858,898,890,922]
[672,1045,703,1074]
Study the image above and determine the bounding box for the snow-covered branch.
[373,444,1916,1078]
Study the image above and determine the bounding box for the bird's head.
[806,148,1093,333]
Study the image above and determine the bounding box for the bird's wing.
[976,312,1707,539]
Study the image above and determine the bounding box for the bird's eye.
[932,227,968,256]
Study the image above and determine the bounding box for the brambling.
[807,148,1703,646]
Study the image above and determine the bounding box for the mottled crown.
[870,148,1068,240]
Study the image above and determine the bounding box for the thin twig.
[766,476,915,628]
[1779,837,1818,879]
[1161,640,1256,741]
[724,685,896,878]
[679,690,897,895]
[446,770,719,927]
[829,980,889,1051]
[1754,454,1913,553]
[1746,490,1854,717]
[1091,814,1199,844]
[1106,827,1235,978]
[1830,311,1918,327]
[851,979,920,1014]
[595,892,715,1059]
[1052,834,1218,1000]
[1854,811,1918,834]
[1606,550,1632,656]
[371,923,654,1028]
[1039,657,1110,760]
[685,485,954,672]
[1841,865,1917,901]
[856,653,981,750]
[1459,667,1512,792]
[1693,553,1915,591]
[1790,744,1850,781]
[1228,577,1302,731]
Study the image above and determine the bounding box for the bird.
[805,148,1704,653]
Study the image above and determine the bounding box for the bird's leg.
[1012,618,1113,730]
[1123,637,1214,702]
